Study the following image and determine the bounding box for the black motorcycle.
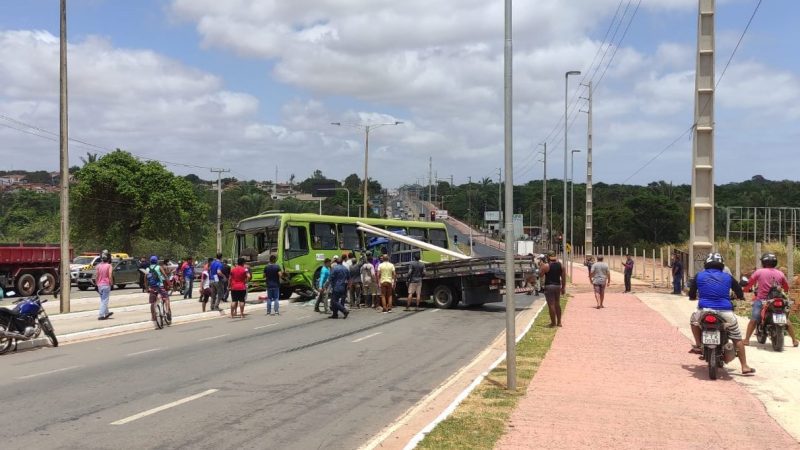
[755,287,790,352]
[699,311,735,380]
[0,276,59,354]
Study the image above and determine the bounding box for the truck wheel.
[38,273,56,295]
[433,285,456,309]
[280,287,294,300]
[78,285,88,291]
[17,273,36,297]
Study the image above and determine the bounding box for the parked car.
[70,255,98,285]
[76,258,142,291]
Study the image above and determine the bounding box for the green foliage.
[70,149,209,253]
[0,190,60,243]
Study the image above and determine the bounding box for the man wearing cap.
[539,250,566,327]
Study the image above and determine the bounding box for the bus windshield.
[236,216,281,263]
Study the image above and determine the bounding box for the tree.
[71,149,209,253]
[80,152,98,166]
[343,173,361,193]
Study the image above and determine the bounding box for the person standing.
[539,250,566,327]
[263,255,282,315]
[182,257,195,299]
[228,257,251,318]
[405,254,425,311]
[360,256,378,309]
[328,257,350,319]
[348,255,362,308]
[220,259,232,302]
[199,259,212,312]
[209,253,224,312]
[94,253,114,320]
[589,255,610,309]
[315,258,332,313]
[671,254,683,295]
[138,256,148,293]
[378,255,396,313]
[622,254,634,293]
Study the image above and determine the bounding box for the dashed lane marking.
[110,389,219,425]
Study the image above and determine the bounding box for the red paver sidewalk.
[497,270,799,449]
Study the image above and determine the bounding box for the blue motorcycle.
[0,276,58,354]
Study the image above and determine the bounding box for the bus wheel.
[433,285,456,309]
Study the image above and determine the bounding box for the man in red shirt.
[743,253,798,347]
[228,257,252,318]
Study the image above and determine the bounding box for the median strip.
[414,298,566,450]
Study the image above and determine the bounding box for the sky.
[0,0,798,188]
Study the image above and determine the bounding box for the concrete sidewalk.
[497,279,799,448]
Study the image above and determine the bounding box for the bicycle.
[151,288,173,329]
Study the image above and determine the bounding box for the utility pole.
[539,142,547,249]
[583,81,593,257]
[58,0,70,313]
[428,156,433,207]
[211,168,230,255]
[497,168,502,223]
[467,176,473,255]
[273,165,278,198]
[689,0,716,276]
[502,0,516,391]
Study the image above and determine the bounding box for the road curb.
[359,299,546,450]
[48,299,195,321]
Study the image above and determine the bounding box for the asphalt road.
[0,294,536,449]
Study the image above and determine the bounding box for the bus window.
[338,224,360,250]
[311,223,337,250]
[285,225,309,259]
[408,227,428,242]
[429,229,448,249]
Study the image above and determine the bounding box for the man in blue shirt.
[208,253,224,312]
[263,255,283,315]
[688,253,754,375]
[328,257,350,319]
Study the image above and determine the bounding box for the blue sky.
[0,0,798,187]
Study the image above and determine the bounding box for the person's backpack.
[147,265,162,287]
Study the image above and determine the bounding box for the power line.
[0,113,225,172]
[620,0,763,184]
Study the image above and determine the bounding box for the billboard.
[312,181,338,197]
[435,210,449,220]
[485,211,501,222]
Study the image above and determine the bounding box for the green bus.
[233,212,452,298]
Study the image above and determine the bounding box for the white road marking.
[429,308,440,313]
[126,348,163,357]
[198,334,230,342]
[16,365,83,380]
[295,315,311,320]
[253,324,278,330]
[352,332,383,343]
[110,389,219,425]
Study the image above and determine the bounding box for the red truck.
[0,243,72,297]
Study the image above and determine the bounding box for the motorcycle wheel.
[707,350,718,380]
[0,320,14,354]
[772,327,784,352]
[756,328,767,344]
[40,317,58,348]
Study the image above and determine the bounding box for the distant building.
[0,174,28,186]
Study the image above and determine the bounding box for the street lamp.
[564,70,580,268]
[331,120,403,217]
[317,187,351,217]
[570,149,582,280]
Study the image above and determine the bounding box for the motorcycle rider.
[743,253,799,347]
[688,253,755,375]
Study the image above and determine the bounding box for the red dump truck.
[0,244,72,297]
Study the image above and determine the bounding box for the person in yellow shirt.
[378,255,396,313]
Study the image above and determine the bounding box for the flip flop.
[742,368,756,376]
[689,346,702,355]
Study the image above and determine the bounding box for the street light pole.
[570,149,581,280]
[538,142,547,249]
[318,187,351,217]
[59,0,70,313]
[331,120,403,218]
[502,0,516,391]
[564,70,580,269]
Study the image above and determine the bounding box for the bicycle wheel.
[154,301,165,329]
[164,303,172,326]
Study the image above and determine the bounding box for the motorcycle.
[0,275,59,354]
[699,310,736,380]
[755,286,791,352]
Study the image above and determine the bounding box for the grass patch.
[416,298,565,450]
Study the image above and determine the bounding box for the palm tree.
[80,152,98,166]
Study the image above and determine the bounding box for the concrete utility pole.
[211,168,230,254]
[502,0,516,391]
[564,70,581,266]
[428,156,433,206]
[570,149,581,281]
[583,81,593,257]
[58,0,70,313]
[689,0,716,276]
[497,168,502,222]
[539,142,547,249]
